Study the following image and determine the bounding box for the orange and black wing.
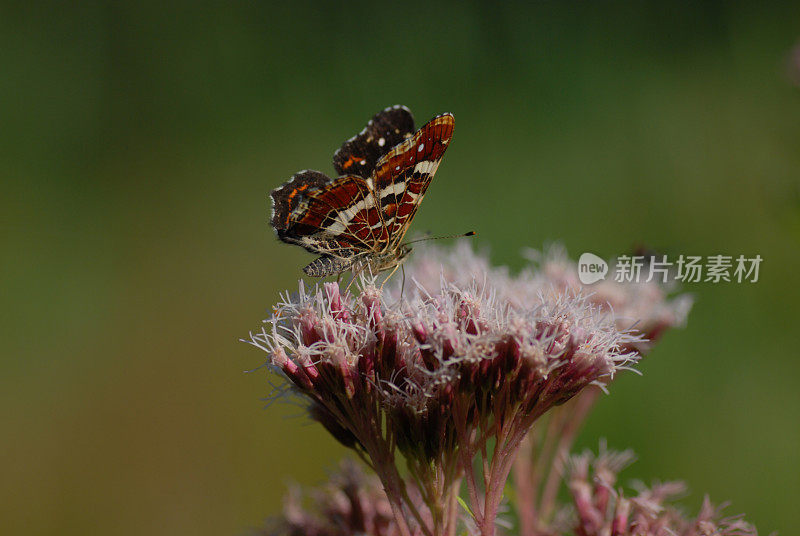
[270,170,384,258]
[332,105,416,179]
[370,113,455,247]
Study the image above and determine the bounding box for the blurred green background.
[2,2,798,534]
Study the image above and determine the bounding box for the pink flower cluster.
[263,460,399,536]
[559,445,757,536]
[248,243,759,536]
[250,266,636,535]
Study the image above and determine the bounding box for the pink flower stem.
[444,480,460,536]
[352,408,430,536]
[539,387,600,520]
[482,405,553,536]
[388,497,415,536]
[479,409,519,536]
[514,405,565,536]
[512,431,537,536]
[397,476,434,536]
[454,399,485,526]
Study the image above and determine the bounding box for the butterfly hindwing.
[270,169,329,234]
[270,170,383,257]
[332,105,416,179]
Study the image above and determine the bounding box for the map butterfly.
[270,105,456,277]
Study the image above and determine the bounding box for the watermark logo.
[578,252,609,284]
[578,253,763,284]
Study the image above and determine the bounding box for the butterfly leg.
[379,263,401,292]
[343,270,358,294]
[400,264,406,301]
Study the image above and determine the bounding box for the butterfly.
[270,105,455,277]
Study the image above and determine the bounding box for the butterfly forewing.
[332,105,416,179]
[371,113,455,247]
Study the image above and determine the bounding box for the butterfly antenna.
[404,231,476,246]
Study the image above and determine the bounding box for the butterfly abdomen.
[303,255,353,277]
